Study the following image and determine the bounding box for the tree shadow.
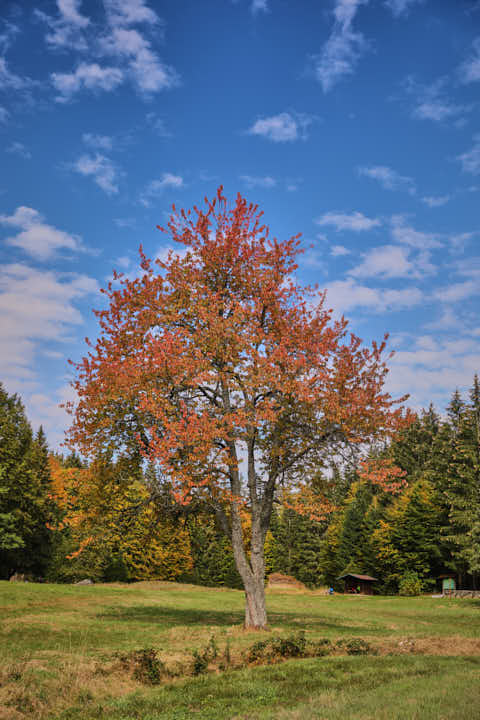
[97,604,368,634]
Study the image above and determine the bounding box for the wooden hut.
[337,573,378,595]
[437,574,456,593]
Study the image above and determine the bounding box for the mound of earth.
[267,573,307,590]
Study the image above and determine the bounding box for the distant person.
[328,587,334,595]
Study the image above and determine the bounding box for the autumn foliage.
[67,187,410,627]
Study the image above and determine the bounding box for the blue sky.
[1,0,479,448]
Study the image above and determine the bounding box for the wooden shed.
[337,573,378,595]
[437,574,456,593]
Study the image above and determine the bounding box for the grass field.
[1,580,479,719]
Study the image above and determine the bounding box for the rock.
[75,579,93,585]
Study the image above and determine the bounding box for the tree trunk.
[244,574,267,629]
[229,502,269,629]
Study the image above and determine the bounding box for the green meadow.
[1,580,479,719]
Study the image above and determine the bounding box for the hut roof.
[337,573,378,582]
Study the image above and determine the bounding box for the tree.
[67,188,409,628]
[443,376,480,581]
[0,385,53,579]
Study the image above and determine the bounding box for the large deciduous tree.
[67,188,409,628]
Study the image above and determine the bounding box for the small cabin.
[337,573,378,595]
[438,574,456,593]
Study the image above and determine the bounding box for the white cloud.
[52,62,124,102]
[114,217,136,229]
[457,135,480,175]
[0,56,33,91]
[390,215,441,249]
[325,277,423,314]
[0,206,83,260]
[251,0,269,14]
[146,113,171,137]
[358,165,416,194]
[405,76,469,124]
[421,195,450,208]
[316,210,380,232]
[331,245,350,256]
[386,333,480,409]
[100,27,179,94]
[240,175,276,189]
[73,153,119,195]
[82,133,113,150]
[456,256,480,280]
[247,112,312,142]
[35,0,90,51]
[459,38,480,84]
[433,280,479,303]
[5,141,31,159]
[104,0,159,27]
[140,173,184,206]
[349,245,414,279]
[384,0,424,17]
[0,262,98,383]
[314,0,369,93]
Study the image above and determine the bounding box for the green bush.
[117,648,165,684]
[336,638,373,655]
[398,571,423,597]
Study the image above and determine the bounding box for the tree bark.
[244,573,268,629]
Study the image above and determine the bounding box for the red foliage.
[66,188,410,509]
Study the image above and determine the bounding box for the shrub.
[398,571,423,597]
[336,638,373,655]
[118,648,165,684]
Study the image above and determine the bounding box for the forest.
[1,374,479,594]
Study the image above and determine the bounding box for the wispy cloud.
[313,0,369,93]
[42,0,179,101]
[99,27,179,95]
[433,280,479,303]
[5,141,31,159]
[52,62,124,102]
[331,245,350,256]
[384,0,424,18]
[74,153,120,195]
[240,175,276,189]
[251,0,269,15]
[349,244,415,279]
[82,132,113,150]
[404,76,470,124]
[247,112,312,142]
[140,173,184,207]
[0,262,98,388]
[0,205,84,261]
[104,0,160,27]
[459,37,480,84]
[146,113,171,137]
[326,277,423,314]
[457,135,480,175]
[358,164,416,194]
[0,56,34,91]
[390,215,441,249]
[0,106,8,123]
[35,0,90,51]
[421,195,450,208]
[316,210,380,232]
[0,206,84,261]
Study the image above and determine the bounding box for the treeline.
[1,377,479,592]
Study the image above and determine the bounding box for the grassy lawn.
[1,581,479,719]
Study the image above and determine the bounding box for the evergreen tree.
[0,385,53,579]
[443,376,480,581]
